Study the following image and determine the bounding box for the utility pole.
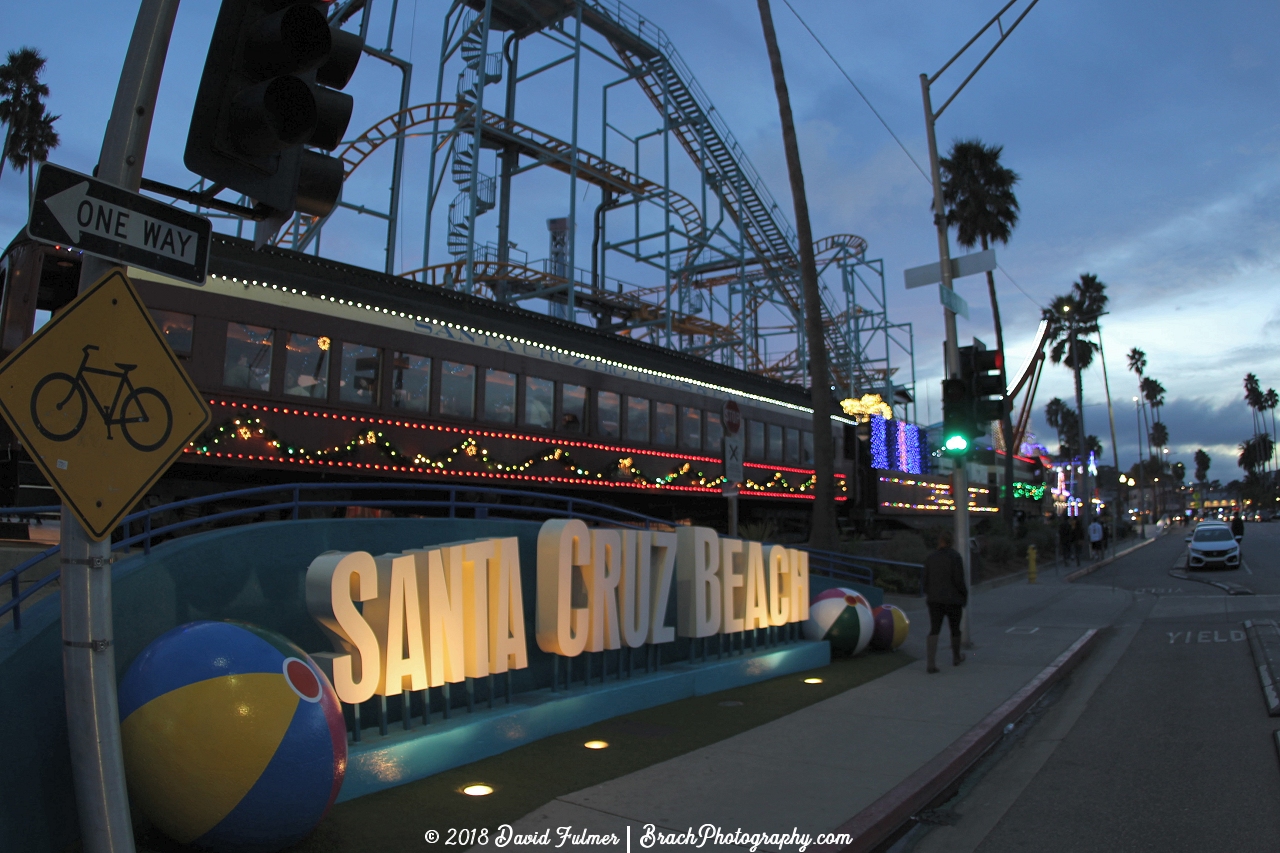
[64,2,180,851]
[920,77,970,643]
[919,0,1042,647]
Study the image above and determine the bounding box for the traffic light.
[941,377,974,456]
[185,0,363,218]
[961,342,1007,425]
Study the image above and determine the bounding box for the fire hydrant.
[1027,545,1038,584]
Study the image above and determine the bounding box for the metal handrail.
[0,482,913,631]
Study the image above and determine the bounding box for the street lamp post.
[919,0,1042,648]
[1133,397,1146,536]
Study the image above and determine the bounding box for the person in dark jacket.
[923,529,968,673]
[1231,513,1245,540]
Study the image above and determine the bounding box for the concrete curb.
[1243,619,1280,716]
[1064,537,1156,582]
[1168,569,1254,596]
[820,628,1101,853]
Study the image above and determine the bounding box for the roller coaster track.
[274,101,703,263]
[564,0,857,381]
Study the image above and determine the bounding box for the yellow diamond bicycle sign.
[0,268,210,540]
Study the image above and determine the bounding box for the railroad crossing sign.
[722,400,743,492]
[28,162,211,284]
[0,268,210,540]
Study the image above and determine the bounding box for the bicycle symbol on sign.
[30,344,173,452]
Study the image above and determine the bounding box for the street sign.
[0,268,211,540]
[903,248,996,290]
[939,285,970,319]
[28,162,211,285]
[722,400,743,492]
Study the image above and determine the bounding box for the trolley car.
[0,233,856,527]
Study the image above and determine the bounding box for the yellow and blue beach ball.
[119,621,347,853]
[870,603,911,651]
[803,588,874,655]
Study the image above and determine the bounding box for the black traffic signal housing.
[185,0,363,218]
[961,342,1006,426]
[941,376,974,456]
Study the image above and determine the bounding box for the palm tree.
[756,0,837,548]
[1265,388,1279,478]
[939,138,1021,523]
[1244,373,1263,436]
[0,47,55,184]
[1044,397,1074,459]
[1194,448,1211,512]
[10,103,59,204]
[1045,274,1107,525]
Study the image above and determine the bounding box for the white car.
[1185,524,1240,570]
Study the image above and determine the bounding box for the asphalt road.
[912,525,1280,853]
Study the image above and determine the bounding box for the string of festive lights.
[186,414,843,497]
[202,273,861,424]
[871,416,889,469]
[1013,481,1047,501]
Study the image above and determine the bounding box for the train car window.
[561,383,586,432]
[785,428,800,464]
[597,391,619,437]
[705,411,723,453]
[391,353,430,412]
[483,369,516,423]
[32,309,51,333]
[284,333,330,399]
[802,431,814,466]
[524,376,554,429]
[746,420,764,460]
[440,361,476,418]
[767,424,784,461]
[654,402,676,446]
[223,323,274,392]
[680,407,702,450]
[627,396,650,443]
[149,309,194,355]
[339,343,380,406]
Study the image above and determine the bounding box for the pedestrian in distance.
[923,529,968,673]
[1231,513,1245,542]
[1089,517,1103,560]
[1058,515,1072,564]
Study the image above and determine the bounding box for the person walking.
[1058,515,1072,564]
[1231,513,1245,541]
[1088,517,1103,560]
[923,529,968,673]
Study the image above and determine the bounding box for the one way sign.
[28,163,210,284]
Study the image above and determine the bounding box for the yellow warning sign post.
[0,267,210,540]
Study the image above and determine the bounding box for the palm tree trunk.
[757,0,838,549]
[0,123,8,183]
[981,236,1017,529]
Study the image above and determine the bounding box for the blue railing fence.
[0,481,923,634]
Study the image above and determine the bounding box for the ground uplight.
[803,677,823,684]
[584,740,609,749]
[461,784,494,796]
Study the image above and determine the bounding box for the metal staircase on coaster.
[453,0,861,385]
[274,0,875,390]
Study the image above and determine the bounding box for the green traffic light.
[944,433,969,454]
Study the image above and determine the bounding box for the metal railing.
[0,482,910,631]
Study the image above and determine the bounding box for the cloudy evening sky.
[2,0,1277,484]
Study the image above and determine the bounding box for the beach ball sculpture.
[870,603,911,651]
[119,621,347,853]
[803,588,874,655]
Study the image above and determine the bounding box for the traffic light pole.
[920,75,972,647]
[63,2,179,852]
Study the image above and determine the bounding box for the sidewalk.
[482,566,1134,851]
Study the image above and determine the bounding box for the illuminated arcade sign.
[306,521,812,705]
